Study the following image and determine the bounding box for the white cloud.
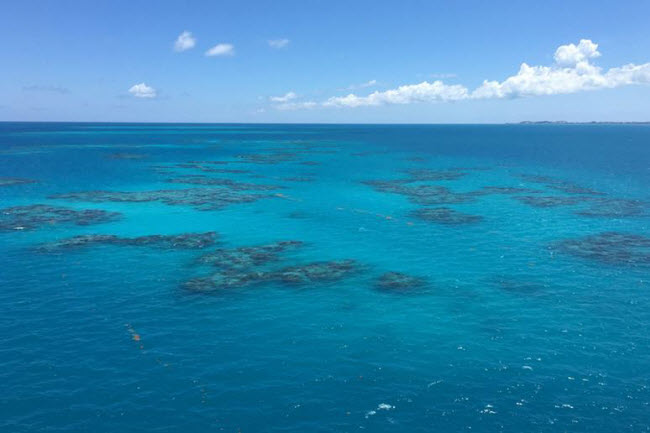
[553,39,600,66]
[292,39,650,109]
[472,39,650,99]
[324,81,469,107]
[205,43,235,57]
[268,39,290,49]
[174,31,196,52]
[275,101,317,110]
[270,91,297,102]
[128,83,156,98]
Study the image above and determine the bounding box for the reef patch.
[554,232,650,266]
[0,177,38,187]
[50,188,272,211]
[411,207,483,225]
[0,204,121,231]
[197,241,303,269]
[376,272,427,292]
[165,175,281,191]
[38,232,217,251]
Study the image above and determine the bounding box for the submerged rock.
[411,207,483,225]
[475,186,542,195]
[184,259,358,292]
[554,232,650,266]
[514,195,584,208]
[376,272,427,292]
[576,198,646,218]
[281,177,315,182]
[197,240,303,269]
[236,152,298,164]
[175,162,251,174]
[165,175,281,191]
[516,173,604,195]
[272,259,358,284]
[39,232,218,251]
[403,168,467,181]
[515,194,646,217]
[364,180,477,205]
[50,187,272,211]
[0,204,121,231]
[107,153,148,160]
[0,177,37,187]
[184,270,271,292]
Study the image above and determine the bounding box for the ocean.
[1,122,649,432]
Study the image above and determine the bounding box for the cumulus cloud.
[174,31,196,52]
[270,91,297,102]
[324,81,469,107]
[128,83,156,98]
[205,43,235,57]
[268,38,290,49]
[471,39,649,99]
[284,39,650,109]
[553,39,600,66]
[275,101,317,110]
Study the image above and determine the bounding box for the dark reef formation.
[38,232,217,251]
[0,177,38,187]
[107,153,148,160]
[514,195,646,217]
[574,197,646,217]
[516,174,604,195]
[50,188,272,211]
[0,204,120,231]
[174,162,251,174]
[475,186,541,195]
[165,175,281,191]
[514,196,584,208]
[183,238,357,293]
[272,260,357,284]
[185,259,358,292]
[554,232,650,266]
[197,241,303,269]
[411,207,483,225]
[376,272,427,292]
[236,152,298,164]
[281,177,315,183]
[403,168,467,181]
[363,181,477,205]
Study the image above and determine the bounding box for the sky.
[2,0,650,123]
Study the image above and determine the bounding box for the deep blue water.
[1,122,650,432]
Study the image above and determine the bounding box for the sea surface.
[1,122,650,432]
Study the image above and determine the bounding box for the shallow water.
[1,122,650,432]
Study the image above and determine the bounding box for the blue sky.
[2,0,650,123]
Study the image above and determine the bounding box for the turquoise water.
[1,122,650,432]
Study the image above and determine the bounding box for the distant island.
[516,121,650,124]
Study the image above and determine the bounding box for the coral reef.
[411,207,483,225]
[0,204,120,231]
[38,232,217,251]
[0,177,37,187]
[165,175,281,191]
[50,188,272,211]
[376,272,427,292]
[197,241,303,269]
[107,153,148,160]
[554,232,650,266]
[364,180,477,205]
